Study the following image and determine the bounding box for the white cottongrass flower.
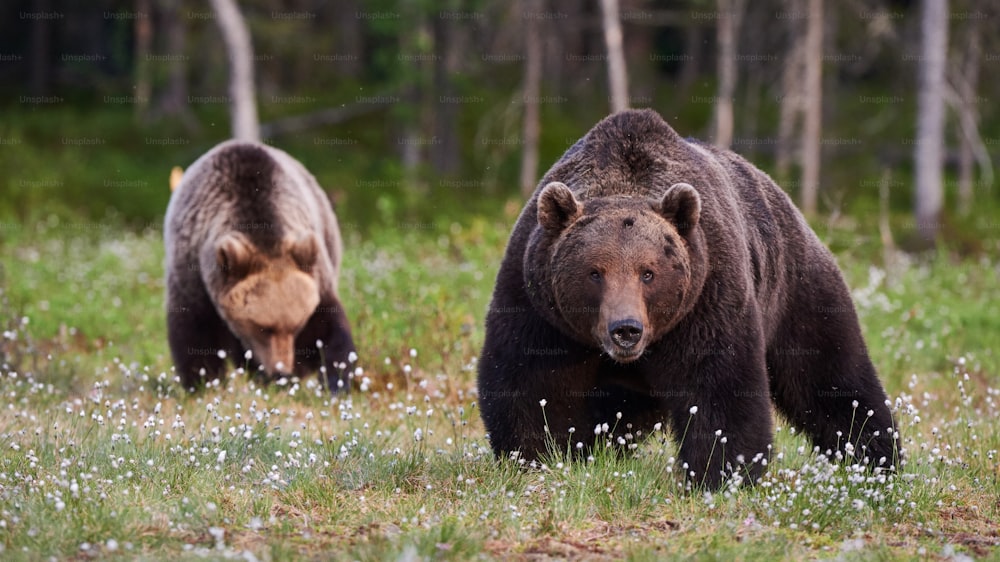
[689,406,698,415]
[539,399,547,407]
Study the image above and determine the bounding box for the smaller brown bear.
[478,109,900,489]
[164,141,355,391]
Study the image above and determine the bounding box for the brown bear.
[478,109,900,489]
[164,140,355,391]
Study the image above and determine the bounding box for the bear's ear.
[659,182,701,236]
[216,234,252,277]
[537,182,581,232]
[290,234,319,270]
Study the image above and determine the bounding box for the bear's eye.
[641,270,655,283]
[589,270,602,283]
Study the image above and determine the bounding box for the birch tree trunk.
[520,0,544,198]
[599,0,629,113]
[800,0,823,216]
[209,0,260,142]
[713,0,741,149]
[914,0,948,242]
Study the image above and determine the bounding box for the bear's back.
[166,141,332,256]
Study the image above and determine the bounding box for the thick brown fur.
[478,109,900,489]
[164,140,355,391]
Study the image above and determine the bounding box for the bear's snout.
[608,318,644,349]
[266,334,296,376]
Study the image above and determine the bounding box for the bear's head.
[213,233,320,376]
[533,181,703,363]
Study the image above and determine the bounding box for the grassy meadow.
[1,211,998,561]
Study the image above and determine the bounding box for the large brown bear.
[165,140,355,391]
[478,109,900,489]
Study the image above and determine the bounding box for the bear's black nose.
[609,319,643,348]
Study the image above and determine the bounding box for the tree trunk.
[738,4,771,159]
[800,0,823,216]
[399,13,432,188]
[153,0,198,130]
[623,7,657,105]
[133,0,152,118]
[164,0,186,113]
[210,0,260,142]
[431,12,461,176]
[599,0,629,113]
[775,0,803,182]
[714,0,742,149]
[520,0,544,198]
[914,0,948,243]
[335,0,363,78]
[674,24,703,106]
[740,61,763,159]
[955,16,980,217]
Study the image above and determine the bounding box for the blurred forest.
[1,0,998,250]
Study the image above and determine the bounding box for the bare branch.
[259,99,394,139]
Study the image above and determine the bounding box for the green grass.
[1,217,999,560]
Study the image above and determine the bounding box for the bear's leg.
[663,339,774,489]
[767,273,900,470]
[297,296,355,393]
[167,285,239,391]
[591,382,666,454]
[481,367,597,464]
[478,320,598,463]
